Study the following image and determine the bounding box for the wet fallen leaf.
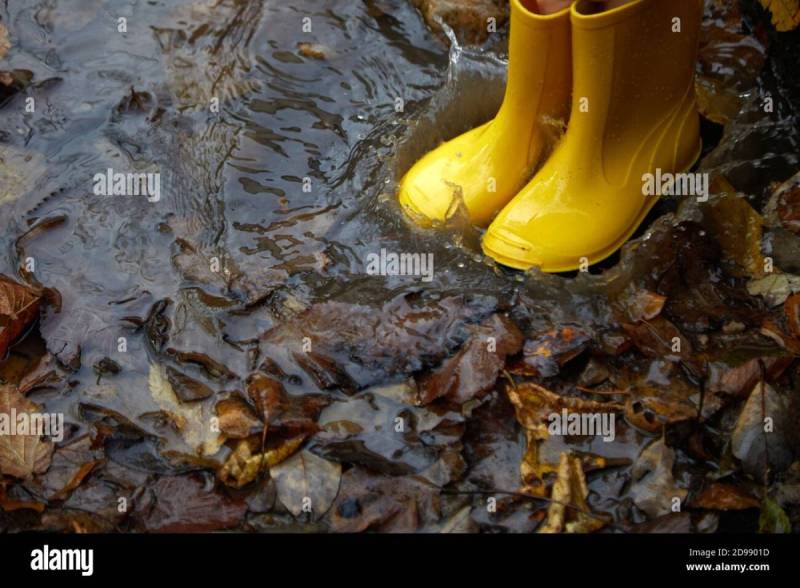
[538,452,608,533]
[0,385,54,479]
[764,171,800,234]
[506,382,623,441]
[148,363,223,457]
[511,326,591,377]
[693,482,760,511]
[710,356,793,398]
[135,474,246,532]
[622,289,667,322]
[759,0,800,32]
[215,396,260,439]
[328,466,440,532]
[731,382,794,479]
[38,435,104,501]
[217,435,305,488]
[630,438,688,518]
[246,373,329,439]
[0,275,42,359]
[418,314,523,405]
[625,385,698,434]
[759,496,792,533]
[270,449,341,520]
[747,273,800,306]
[0,23,9,59]
[706,195,766,278]
[622,317,693,362]
[165,366,214,402]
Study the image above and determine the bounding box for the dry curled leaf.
[0,385,54,479]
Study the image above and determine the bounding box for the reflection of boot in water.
[398,0,572,227]
[483,0,703,272]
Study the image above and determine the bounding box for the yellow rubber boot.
[483,0,703,271]
[398,0,572,227]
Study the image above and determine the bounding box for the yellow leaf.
[538,453,608,534]
[759,0,800,32]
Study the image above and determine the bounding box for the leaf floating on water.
[0,385,54,479]
[270,449,341,520]
[759,0,800,32]
[147,363,223,457]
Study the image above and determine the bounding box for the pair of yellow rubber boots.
[399,0,704,272]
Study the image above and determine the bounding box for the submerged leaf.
[270,449,341,519]
[0,385,54,479]
[147,363,223,457]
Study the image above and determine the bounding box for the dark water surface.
[1,0,799,532]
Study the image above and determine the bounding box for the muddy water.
[1,0,799,532]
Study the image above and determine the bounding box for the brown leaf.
[622,317,693,361]
[215,397,260,439]
[328,467,440,532]
[0,385,54,479]
[246,373,329,439]
[135,474,246,532]
[0,275,42,359]
[511,326,591,377]
[693,482,760,511]
[418,314,523,405]
[165,366,214,402]
[39,435,104,501]
[270,449,341,520]
[622,289,667,322]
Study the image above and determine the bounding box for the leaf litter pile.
[1,0,800,533]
